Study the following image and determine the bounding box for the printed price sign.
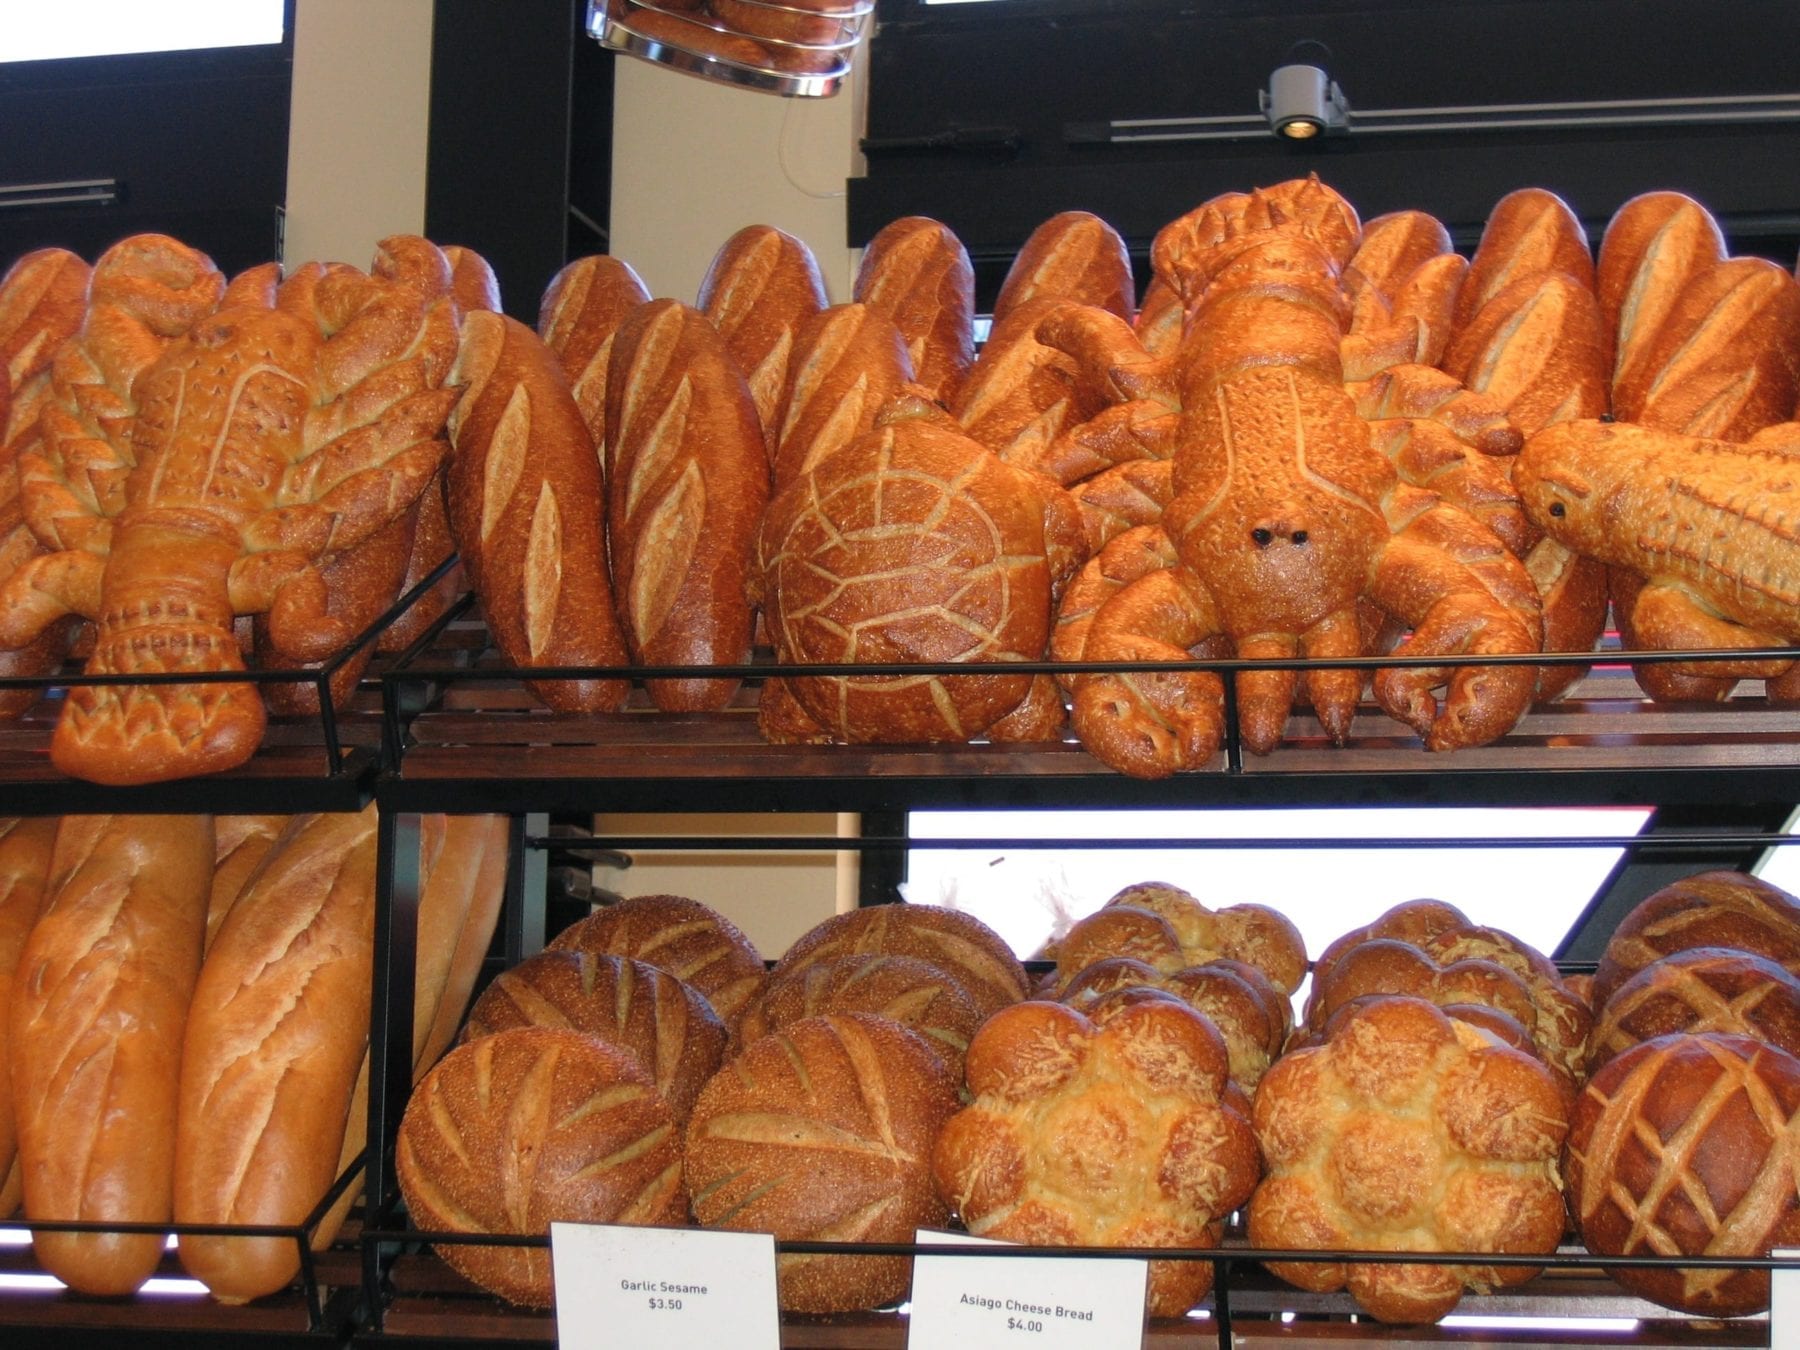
[906,1229,1149,1350]
[551,1223,779,1350]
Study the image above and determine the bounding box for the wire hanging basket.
[586,0,872,98]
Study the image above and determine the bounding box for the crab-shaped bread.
[931,997,1261,1317]
[1247,995,1568,1323]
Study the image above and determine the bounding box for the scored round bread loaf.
[769,903,1028,1020]
[1591,870,1800,1008]
[1588,947,1800,1071]
[461,950,727,1120]
[546,893,766,1024]
[1248,995,1569,1325]
[931,996,1259,1317]
[1567,1031,1800,1316]
[1052,881,1308,996]
[1309,898,1473,990]
[684,1012,959,1313]
[732,952,982,1077]
[397,1026,685,1307]
[1057,955,1289,1091]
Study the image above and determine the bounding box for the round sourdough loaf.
[732,952,982,1076]
[547,893,766,1024]
[684,1012,959,1313]
[1591,871,1800,1008]
[461,950,726,1120]
[769,903,1028,1020]
[397,1027,685,1307]
[1588,948,1800,1070]
[1567,1031,1800,1316]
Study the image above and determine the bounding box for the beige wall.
[283,0,433,270]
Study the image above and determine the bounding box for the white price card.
[1772,1247,1800,1341]
[550,1222,780,1350]
[906,1228,1149,1350]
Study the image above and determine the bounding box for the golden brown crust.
[410,814,513,1073]
[1441,270,1610,436]
[697,224,830,445]
[604,300,769,711]
[547,892,766,1024]
[537,253,651,451]
[993,211,1135,324]
[11,814,212,1294]
[933,997,1258,1316]
[1595,191,1727,392]
[1453,187,1595,336]
[685,1013,959,1312]
[771,303,915,489]
[173,808,378,1304]
[0,817,58,1217]
[445,310,631,711]
[1567,1031,1800,1316]
[205,814,286,952]
[463,949,726,1119]
[1054,882,1308,996]
[1590,870,1800,1008]
[1588,947,1800,1069]
[852,216,975,405]
[770,902,1027,1021]
[397,1026,686,1307]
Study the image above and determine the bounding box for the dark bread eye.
[1291,530,1308,544]
[1251,528,1273,547]
[1549,502,1566,518]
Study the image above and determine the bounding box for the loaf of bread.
[951,296,1104,460]
[1611,255,1800,439]
[398,1025,686,1307]
[1057,956,1288,1090]
[537,253,651,451]
[603,299,768,711]
[205,814,286,951]
[1309,898,1477,987]
[445,309,631,711]
[685,1012,959,1313]
[1590,870,1800,1008]
[547,892,766,1024]
[11,814,212,1295]
[771,302,915,488]
[0,247,90,447]
[462,949,725,1119]
[440,244,502,319]
[1588,947,1800,1069]
[1248,995,1568,1324]
[1052,881,1308,996]
[770,901,1027,1020]
[992,211,1135,323]
[1567,1031,1800,1316]
[1441,270,1610,437]
[1595,191,1727,394]
[410,813,513,1073]
[851,216,975,406]
[173,807,378,1304]
[696,224,830,447]
[933,997,1259,1316]
[1451,187,1596,336]
[0,817,57,1216]
[733,951,982,1075]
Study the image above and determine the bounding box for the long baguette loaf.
[205,814,287,952]
[411,813,513,1074]
[1596,191,1727,393]
[11,814,212,1295]
[852,216,975,406]
[537,254,652,453]
[772,302,916,488]
[0,817,58,1217]
[446,310,631,711]
[1452,187,1596,336]
[698,224,830,449]
[604,300,769,710]
[992,210,1135,323]
[173,807,378,1304]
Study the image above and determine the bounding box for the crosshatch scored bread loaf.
[461,949,726,1120]
[769,902,1028,1019]
[684,1012,960,1313]
[1588,947,1800,1069]
[1590,870,1800,1008]
[397,1026,686,1307]
[546,893,766,1024]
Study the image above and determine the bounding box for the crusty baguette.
[0,817,58,1217]
[1344,210,1454,304]
[441,244,502,320]
[205,814,287,953]
[1441,270,1610,436]
[992,210,1135,323]
[0,247,90,448]
[537,253,652,454]
[852,216,976,406]
[11,814,212,1295]
[604,300,770,710]
[1453,187,1596,335]
[1595,191,1727,391]
[411,813,513,1074]
[772,302,916,488]
[698,224,830,449]
[173,807,378,1304]
[446,310,631,711]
